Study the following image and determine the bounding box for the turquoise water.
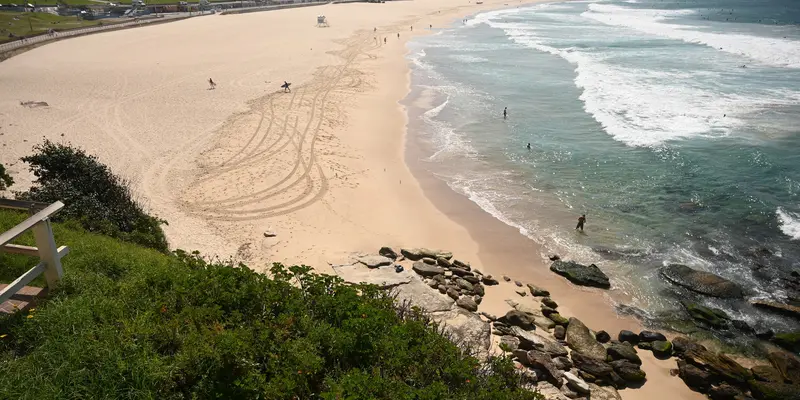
[406,0,800,336]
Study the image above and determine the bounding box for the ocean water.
[406,0,800,338]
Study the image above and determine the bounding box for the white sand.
[0,3,706,399]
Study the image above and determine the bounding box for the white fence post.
[31,219,63,290]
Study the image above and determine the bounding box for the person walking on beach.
[208,78,216,90]
[281,81,291,93]
[397,33,400,39]
[384,37,387,44]
[526,143,531,150]
[503,107,508,119]
[576,214,586,231]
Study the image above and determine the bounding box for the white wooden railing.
[0,200,69,305]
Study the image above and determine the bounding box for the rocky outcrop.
[392,279,454,312]
[566,317,607,361]
[401,248,424,260]
[500,335,520,351]
[430,309,491,359]
[412,261,444,277]
[768,350,800,383]
[550,260,611,289]
[683,347,752,384]
[678,360,711,391]
[660,264,744,298]
[682,301,730,329]
[708,382,742,399]
[773,332,800,352]
[523,350,563,386]
[748,380,800,400]
[588,383,622,400]
[751,365,784,383]
[336,263,412,289]
[672,336,706,356]
[751,300,800,320]
[571,351,614,378]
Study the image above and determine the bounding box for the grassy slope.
[0,12,110,42]
[0,209,540,400]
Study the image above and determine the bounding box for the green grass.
[0,12,113,42]
[0,209,542,400]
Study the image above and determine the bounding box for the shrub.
[0,210,542,400]
[16,140,168,252]
[0,163,12,192]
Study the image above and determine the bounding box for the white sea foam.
[474,6,800,147]
[777,207,800,240]
[583,3,800,69]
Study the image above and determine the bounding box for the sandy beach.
[0,2,708,398]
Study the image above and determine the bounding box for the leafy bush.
[0,210,542,400]
[16,140,168,252]
[0,163,12,192]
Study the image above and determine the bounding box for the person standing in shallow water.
[503,107,508,119]
[576,214,586,231]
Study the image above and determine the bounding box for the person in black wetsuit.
[576,214,586,231]
[503,107,508,119]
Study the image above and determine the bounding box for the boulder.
[678,360,712,391]
[524,350,563,386]
[542,297,559,309]
[595,330,611,343]
[618,330,639,344]
[447,288,461,301]
[463,275,480,284]
[549,313,570,326]
[412,261,444,277]
[422,257,437,265]
[444,271,453,278]
[607,343,641,365]
[684,347,753,384]
[660,264,744,298]
[473,295,482,305]
[564,371,590,394]
[482,275,500,285]
[511,325,542,351]
[379,246,398,260]
[473,283,485,296]
[768,350,800,383]
[536,382,570,400]
[683,301,730,329]
[638,330,667,343]
[571,351,614,377]
[400,248,424,260]
[493,323,513,336]
[637,342,653,351]
[436,257,452,268]
[772,332,800,353]
[566,318,607,361]
[748,380,800,400]
[527,283,551,297]
[515,289,528,297]
[757,329,776,340]
[610,359,646,382]
[554,325,566,340]
[498,310,537,331]
[751,365,784,383]
[652,340,673,358]
[514,280,523,287]
[588,383,623,400]
[752,300,800,320]
[438,285,447,294]
[552,356,573,370]
[550,261,611,289]
[507,300,557,330]
[503,275,511,282]
[709,383,742,400]
[456,296,478,312]
[455,278,474,291]
[500,335,521,352]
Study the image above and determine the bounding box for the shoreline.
[396,7,712,400]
